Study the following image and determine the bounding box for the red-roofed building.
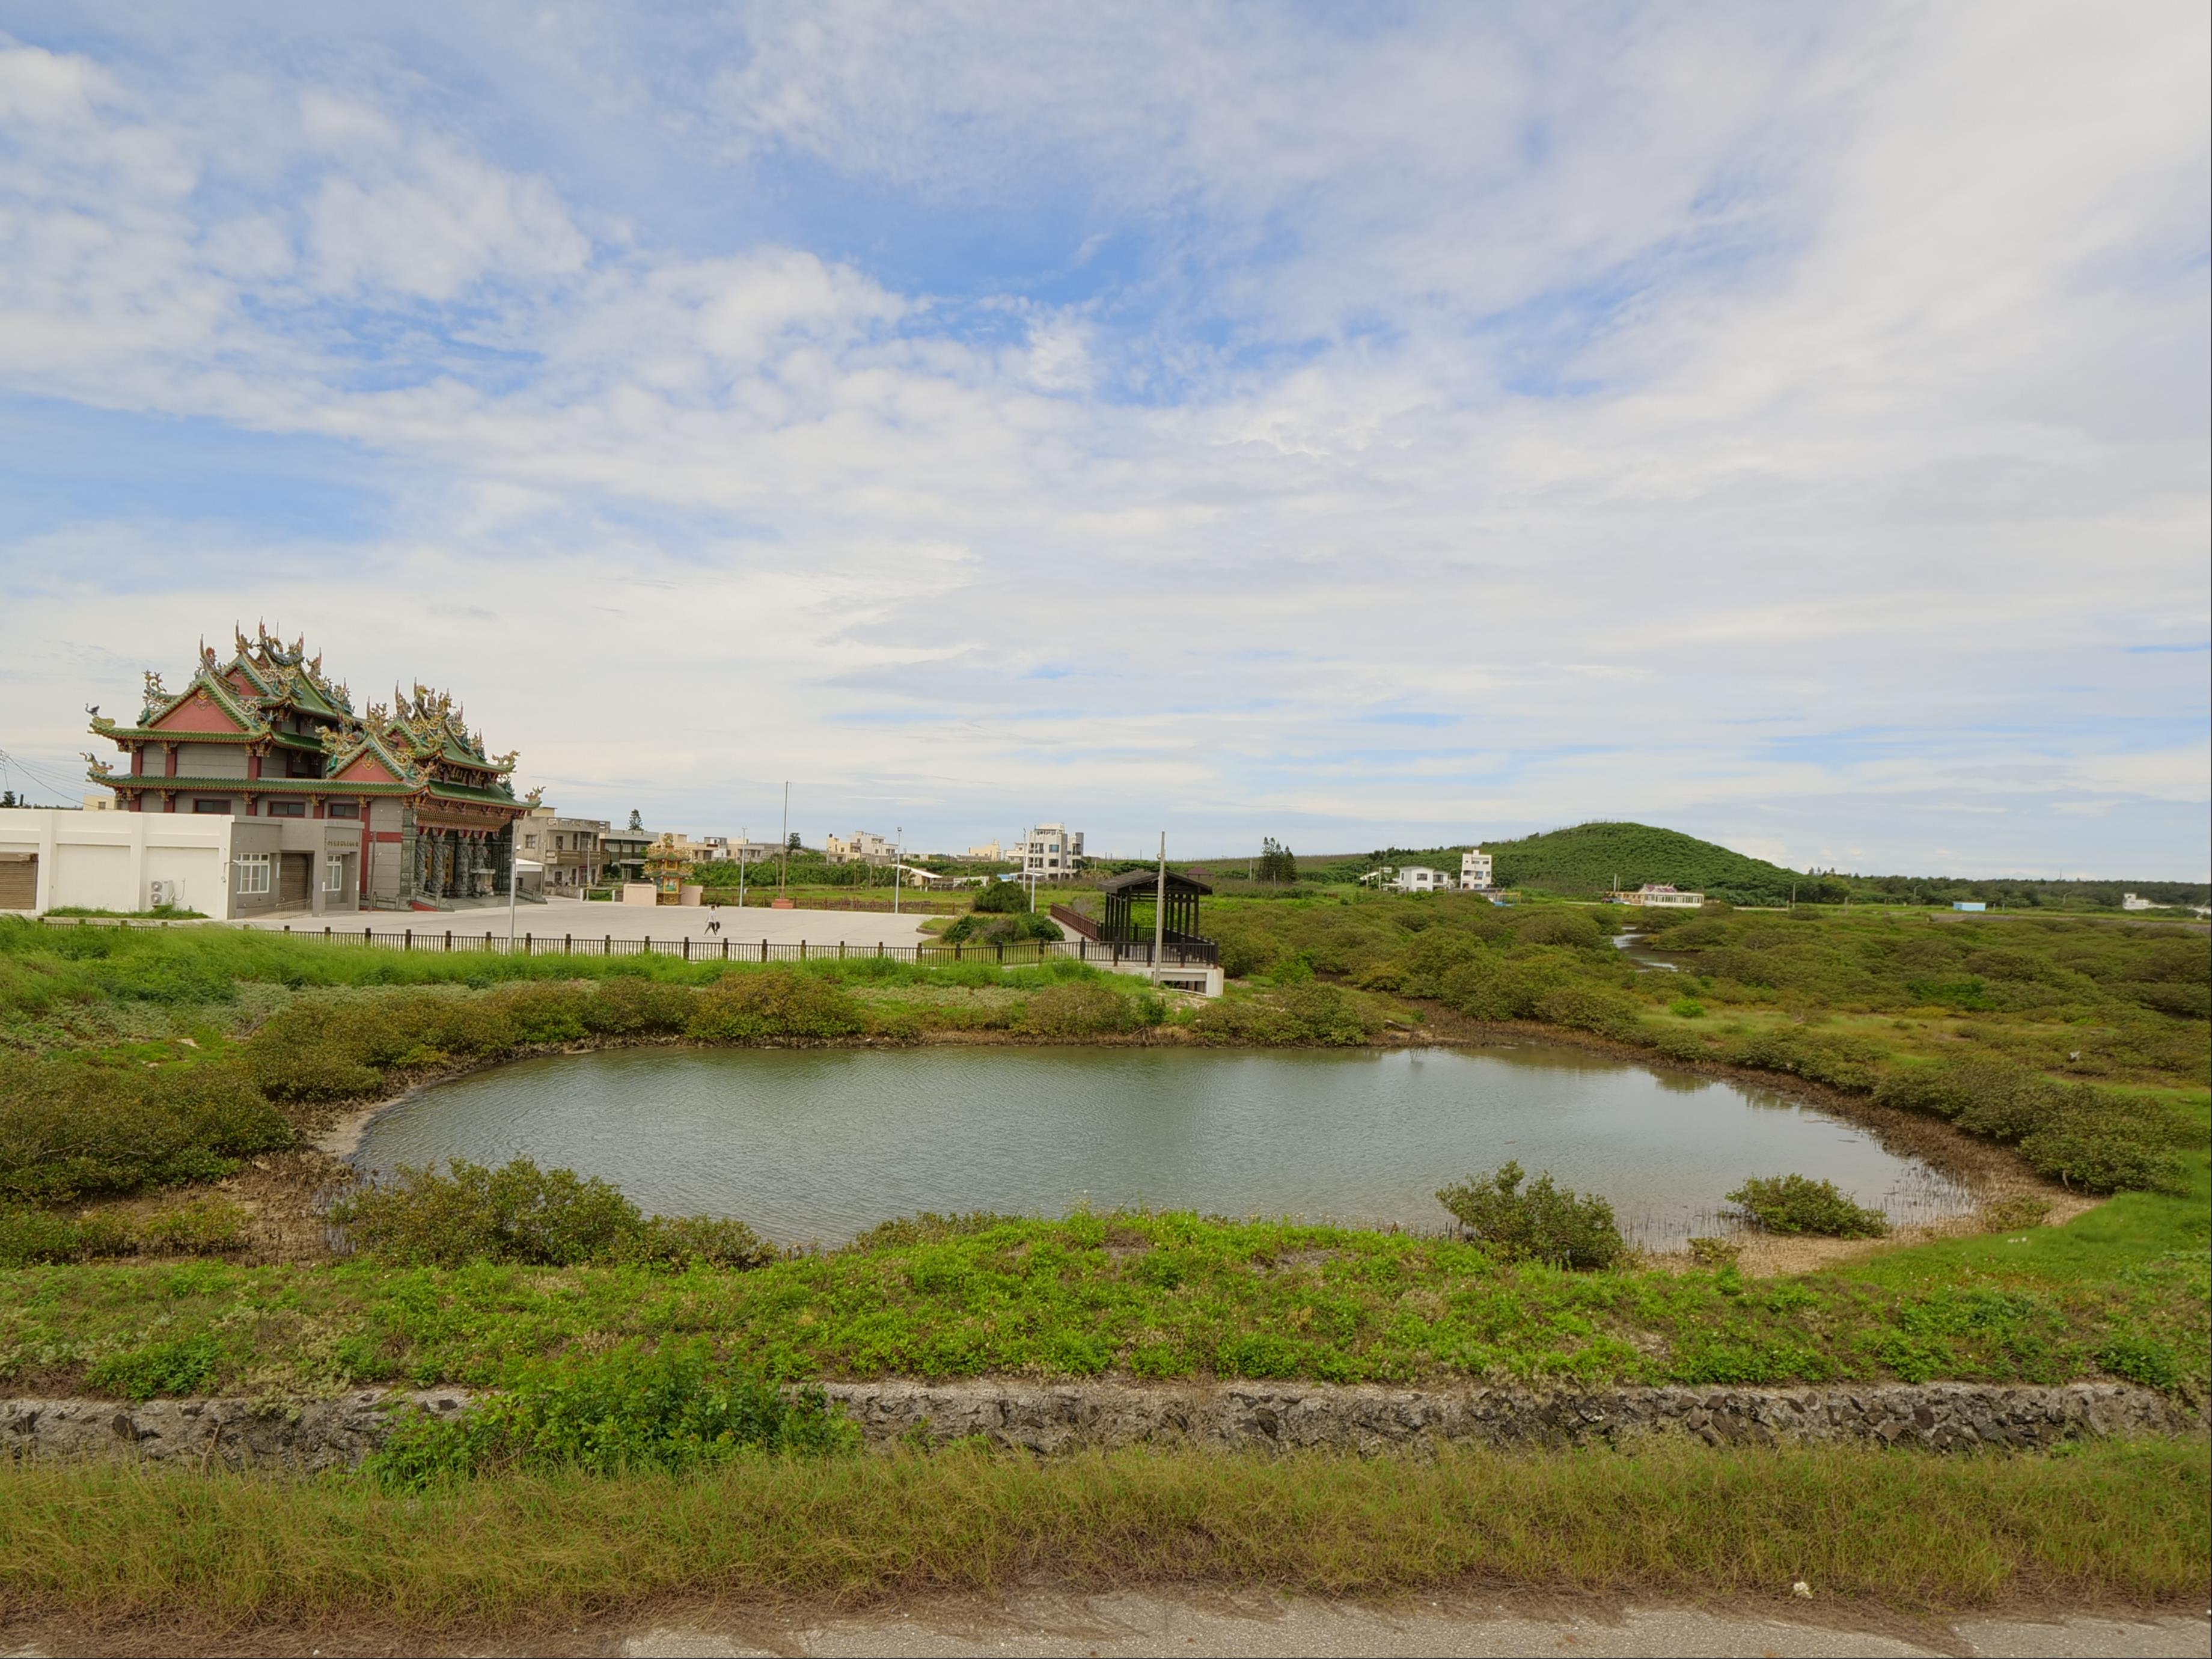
[86,624,531,911]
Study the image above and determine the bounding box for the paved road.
[5,1592,2204,1656]
[240,894,933,950]
[614,1593,2210,1658]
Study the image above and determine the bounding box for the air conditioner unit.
[148,879,179,909]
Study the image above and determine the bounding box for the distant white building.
[1615,882,1703,908]
[2121,892,2155,911]
[825,831,896,865]
[1016,823,1084,882]
[966,840,1003,860]
[1461,847,1494,890]
[1366,864,1452,894]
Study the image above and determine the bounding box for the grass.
[0,905,2205,1401]
[0,1439,2201,1631]
[4,1199,2204,1399]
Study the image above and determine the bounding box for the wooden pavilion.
[1094,867,1212,947]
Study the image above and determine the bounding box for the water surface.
[356,1044,1968,1247]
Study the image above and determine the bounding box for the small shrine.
[643,833,694,905]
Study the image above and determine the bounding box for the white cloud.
[0,7,2203,873]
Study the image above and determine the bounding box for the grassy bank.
[5,1194,2205,1398]
[1,1439,2201,1632]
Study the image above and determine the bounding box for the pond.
[353,1044,1973,1249]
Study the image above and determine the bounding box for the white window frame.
[325,855,346,893]
[235,852,272,895]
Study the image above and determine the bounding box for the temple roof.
[88,625,521,809]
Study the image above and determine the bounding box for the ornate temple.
[86,625,533,908]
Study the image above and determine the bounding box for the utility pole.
[1152,831,1167,988]
[779,782,789,899]
[507,823,519,945]
[736,845,747,910]
[893,825,902,917]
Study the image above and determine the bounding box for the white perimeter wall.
[0,808,234,917]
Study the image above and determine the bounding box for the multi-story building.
[84,626,528,911]
[1460,847,1494,890]
[825,830,896,864]
[1016,823,1084,882]
[520,809,607,891]
[599,826,652,885]
[966,840,1002,860]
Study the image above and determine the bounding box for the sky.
[0,3,2205,875]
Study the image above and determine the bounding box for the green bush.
[2017,1096,2190,1195]
[364,1343,854,1488]
[579,976,700,1035]
[941,910,1062,946]
[686,968,864,1041]
[629,1213,780,1271]
[1532,984,1643,1039]
[136,1196,251,1256]
[1725,1175,1888,1238]
[0,1205,133,1266]
[87,1333,225,1400]
[1191,983,1378,1046]
[1435,1161,1626,1270]
[328,1157,775,1271]
[1872,1059,2189,1193]
[0,1059,294,1203]
[1670,998,1706,1019]
[1432,949,1580,1021]
[329,1158,639,1266]
[1355,929,1492,996]
[1023,980,1146,1037]
[1503,908,1607,950]
[970,881,1033,914]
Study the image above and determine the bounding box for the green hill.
[1483,822,1835,904]
[1304,822,1838,905]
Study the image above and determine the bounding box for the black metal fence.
[31,912,1217,968]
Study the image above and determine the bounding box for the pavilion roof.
[1097,868,1214,897]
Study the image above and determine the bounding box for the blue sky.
[1,2,2206,875]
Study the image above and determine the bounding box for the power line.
[0,748,80,805]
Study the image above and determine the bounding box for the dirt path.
[8,1591,2206,1658]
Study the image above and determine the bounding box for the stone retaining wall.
[0,1389,472,1473]
[2,1381,2192,1471]
[819,1380,2193,1455]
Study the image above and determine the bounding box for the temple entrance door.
[278,852,313,909]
